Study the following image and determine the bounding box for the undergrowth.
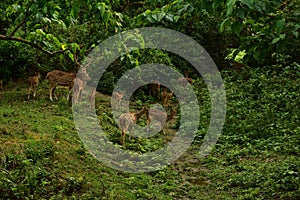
[0,64,299,199]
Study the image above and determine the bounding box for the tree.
[216,0,300,65]
[0,0,123,60]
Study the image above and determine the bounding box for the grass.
[0,64,299,199]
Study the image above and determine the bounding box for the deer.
[27,73,41,100]
[46,54,91,102]
[146,108,177,135]
[161,88,173,109]
[112,91,123,109]
[72,72,92,104]
[148,80,161,99]
[118,106,149,146]
[0,80,3,95]
[177,71,193,87]
[46,70,76,101]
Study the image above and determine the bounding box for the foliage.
[0,63,299,199]
[217,0,300,65]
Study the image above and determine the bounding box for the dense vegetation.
[0,0,299,199]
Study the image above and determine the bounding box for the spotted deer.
[148,80,161,99]
[72,72,92,104]
[161,88,173,109]
[146,108,177,135]
[112,91,123,109]
[27,73,41,100]
[46,70,76,101]
[177,71,193,87]
[46,54,91,102]
[119,106,149,146]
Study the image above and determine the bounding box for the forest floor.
[0,66,299,199]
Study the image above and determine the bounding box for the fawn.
[118,106,149,146]
[161,88,173,109]
[28,73,41,100]
[72,72,92,104]
[148,80,161,99]
[112,91,123,109]
[146,108,177,135]
[177,71,193,87]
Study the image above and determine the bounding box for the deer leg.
[49,85,57,101]
[115,99,119,109]
[121,130,126,146]
[53,87,58,100]
[28,87,31,100]
[146,117,151,132]
[90,89,95,109]
[67,88,72,102]
[74,89,79,104]
[33,87,36,98]
[49,85,54,101]
[78,89,82,102]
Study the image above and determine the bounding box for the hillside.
[0,65,299,199]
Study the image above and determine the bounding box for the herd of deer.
[118,104,178,146]
[0,69,193,147]
[24,69,92,105]
[117,73,193,146]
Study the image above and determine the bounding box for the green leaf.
[152,12,166,22]
[42,17,51,24]
[69,53,74,62]
[240,0,254,9]
[29,3,38,14]
[70,43,80,52]
[43,6,47,14]
[232,21,243,35]
[146,15,156,23]
[36,29,45,36]
[46,33,53,41]
[71,5,80,19]
[279,34,286,40]
[275,18,285,33]
[256,1,266,12]
[271,37,280,44]
[96,2,106,18]
[236,8,245,19]
[219,18,230,33]
[227,0,238,16]
[12,4,21,11]
[165,13,174,22]
[174,15,180,22]
[52,11,59,19]
[52,36,61,48]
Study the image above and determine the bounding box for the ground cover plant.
[0,62,299,199]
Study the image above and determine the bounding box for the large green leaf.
[232,20,243,35]
[227,0,238,16]
[71,5,80,19]
[151,12,166,22]
[275,18,286,33]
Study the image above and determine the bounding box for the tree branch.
[0,34,67,56]
[9,2,33,38]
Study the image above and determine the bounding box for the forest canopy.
[0,0,299,80]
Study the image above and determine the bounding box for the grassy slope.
[0,65,299,199]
